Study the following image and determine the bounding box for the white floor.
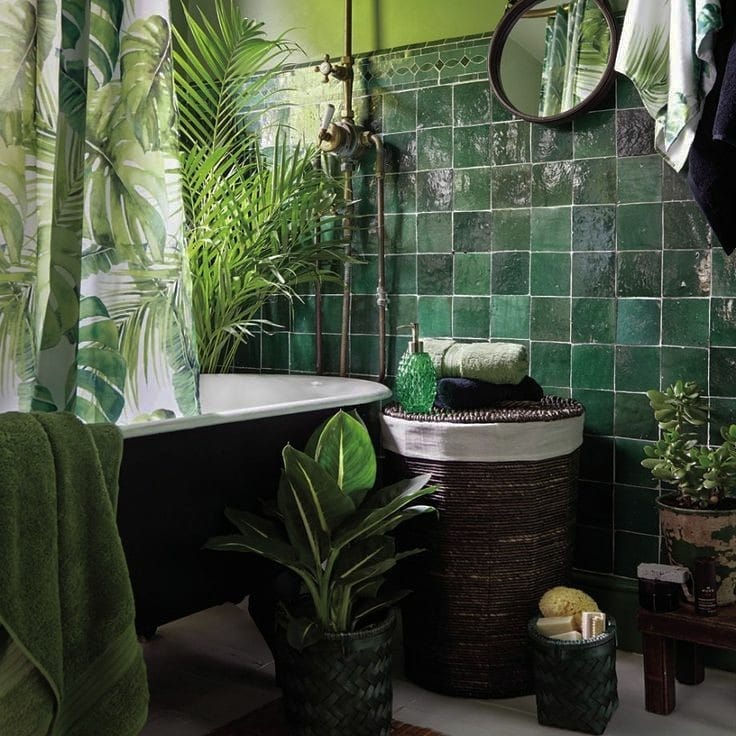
[141,601,736,736]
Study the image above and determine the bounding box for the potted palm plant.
[207,410,437,736]
[642,380,736,605]
[173,0,349,373]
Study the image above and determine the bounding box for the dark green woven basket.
[528,616,619,735]
[274,610,395,736]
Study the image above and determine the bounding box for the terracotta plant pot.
[657,494,736,606]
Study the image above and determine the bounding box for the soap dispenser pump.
[394,323,437,413]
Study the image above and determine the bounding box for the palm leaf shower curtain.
[0,0,199,423]
[538,0,611,117]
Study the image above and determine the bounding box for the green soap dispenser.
[394,323,437,413]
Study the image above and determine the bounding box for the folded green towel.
[423,339,529,385]
[0,412,148,736]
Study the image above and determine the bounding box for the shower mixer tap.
[314,54,351,83]
[317,104,366,162]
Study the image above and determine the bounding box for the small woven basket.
[528,616,619,735]
[274,610,395,736]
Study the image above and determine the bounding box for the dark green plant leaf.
[286,616,323,651]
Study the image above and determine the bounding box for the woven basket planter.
[274,610,396,736]
[528,616,619,734]
[381,398,584,698]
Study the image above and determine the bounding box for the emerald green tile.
[617,155,662,203]
[531,207,571,251]
[491,121,530,165]
[663,201,713,249]
[384,172,416,214]
[572,252,615,297]
[454,211,493,252]
[418,254,453,295]
[383,132,417,172]
[574,110,616,158]
[454,252,490,295]
[416,169,452,212]
[491,91,513,122]
[615,485,659,535]
[615,346,660,392]
[416,127,452,170]
[614,392,657,440]
[662,298,709,347]
[492,251,529,294]
[532,124,573,162]
[572,205,616,251]
[572,344,614,390]
[235,335,260,370]
[321,294,343,333]
[576,479,614,527]
[614,531,659,578]
[662,250,711,297]
[661,347,708,392]
[382,89,417,133]
[492,164,531,208]
[616,203,663,250]
[386,294,417,333]
[453,125,491,168]
[261,331,289,371]
[490,295,530,338]
[417,85,453,129]
[573,390,614,436]
[492,209,530,250]
[712,249,736,295]
[417,212,452,253]
[452,296,490,338]
[572,298,616,343]
[350,294,379,334]
[417,295,452,336]
[617,251,662,297]
[580,436,615,483]
[574,526,613,574]
[290,332,317,373]
[386,254,416,294]
[616,76,642,108]
[293,296,316,334]
[530,252,571,296]
[711,298,736,346]
[453,167,491,211]
[532,161,573,207]
[454,81,491,126]
[530,297,570,341]
[615,437,656,487]
[351,256,378,294]
[384,213,417,254]
[350,334,379,375]
[320,333,341,375]
[573,158,617,204]
[711,347,736,396]
[661,163,692,201]
[709,397,736,437]
[531,341,571,386]
[616,299,661,345]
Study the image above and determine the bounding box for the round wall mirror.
[488,0,618,124]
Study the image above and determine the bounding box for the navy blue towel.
[688,2,736,254]
[435,375,544,411]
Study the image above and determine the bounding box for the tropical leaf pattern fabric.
[0,0,199,423]
[615,0,723,171]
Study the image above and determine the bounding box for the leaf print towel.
[615,0,723,171]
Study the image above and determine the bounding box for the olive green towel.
[0,412,148,736]
[423,339,529,386]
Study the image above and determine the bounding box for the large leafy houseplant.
[642,380,736,509]
[207,410,437,650]
[173,0,348,373]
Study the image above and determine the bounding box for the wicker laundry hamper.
[381,397,585,698]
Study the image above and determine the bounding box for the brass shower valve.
[314,54,351,83]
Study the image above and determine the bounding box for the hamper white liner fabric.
[380,413,585,462]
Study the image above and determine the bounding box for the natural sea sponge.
[539,586,599,619]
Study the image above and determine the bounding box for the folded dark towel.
[688,1,736,254]
[435,376,544,411]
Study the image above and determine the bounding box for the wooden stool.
[637,603,736,715]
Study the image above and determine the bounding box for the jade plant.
[642,380,736,508]
[207,410,437,649]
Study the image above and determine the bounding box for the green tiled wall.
[239,34,734,587]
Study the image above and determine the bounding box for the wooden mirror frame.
[488,0,619,125]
